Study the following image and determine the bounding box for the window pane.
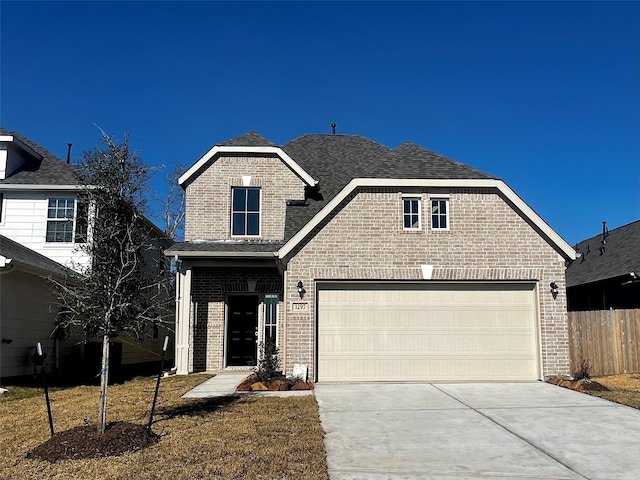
[440,215,447,229]
[403,201,410,214]
[404,216,411,228]
[439,201,447,214]
[264,294,278,346]
[411,214,419,229]
[247,213,259,235]
[46,221,73,242]
[232,213,245,235]
[232,188,246,211]
[432,216,438,229]
[247,189,260,211]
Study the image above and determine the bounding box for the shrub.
[573,358,591,381]
[254,341,280,383]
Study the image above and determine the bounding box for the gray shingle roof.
[280,134,494,240]
[218,132,277,147]
[566,220,640,287]
[371,142,496,179]
[167,240,282,254]
[0,127,83,186]
[0,234,73,277]
[177,131,503,255]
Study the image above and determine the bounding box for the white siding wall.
[0,270,70,377]
[0,191,90,271]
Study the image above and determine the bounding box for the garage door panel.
[317,283,539,382]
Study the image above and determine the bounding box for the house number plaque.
[292,302,309,312]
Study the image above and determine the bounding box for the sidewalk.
[182,370,313,398]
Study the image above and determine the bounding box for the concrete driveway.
[315,382,640,480]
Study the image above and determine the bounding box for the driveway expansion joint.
[431,385,591,480]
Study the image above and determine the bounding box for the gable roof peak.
[217,131,277,147]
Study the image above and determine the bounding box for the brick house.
[167,132,576,382]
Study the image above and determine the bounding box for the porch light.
[297,281,306,299]
[549,282,559,299]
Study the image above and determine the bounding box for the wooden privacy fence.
[568,309,640,376]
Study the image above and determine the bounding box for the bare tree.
[163,163,185,241]
[50,132,173,433]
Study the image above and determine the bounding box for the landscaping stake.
[148,335,169,436]
[37,342,55,437]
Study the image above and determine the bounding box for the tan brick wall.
[190,266,283,371]
[184,154,306,240]
[284,188,570,379]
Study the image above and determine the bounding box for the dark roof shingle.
[566,220,640,287]
[0,234,73,277]
[0,127,83,186]
[371,142,496,180]
[218,132,277,147]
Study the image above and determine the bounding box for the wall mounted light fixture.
[297,281,306,299]
[549,282,559,299]
[2,338,13,344]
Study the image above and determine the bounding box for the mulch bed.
[236,374,314,392]
[27,422,158,462]
[546,377,609,392]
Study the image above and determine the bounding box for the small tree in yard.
[50,132,173,434]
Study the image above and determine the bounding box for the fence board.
[568,309,640,376]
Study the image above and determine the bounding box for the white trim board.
[179,146,318,188]
[277,178,576,261]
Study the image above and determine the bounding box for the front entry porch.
[174,263,284,374]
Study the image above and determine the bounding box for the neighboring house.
[166,131,576,382]
[566,220,640,311]
[0,234,74,378]
[0,127,174,380]
[0,127,90,270]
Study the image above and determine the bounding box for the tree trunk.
[97,334,110,433]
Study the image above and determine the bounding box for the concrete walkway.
[315,382,640,480]
[182,370,312,398]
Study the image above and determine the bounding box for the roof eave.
[0,135,43,160]
[179,146,318,188]
[0,184,86,190]
[164,249,277,259]
[277,178,576,261]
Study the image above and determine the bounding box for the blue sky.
[1,1,638,245]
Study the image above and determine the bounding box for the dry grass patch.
[587,373,640,409]
[0,374,328,479]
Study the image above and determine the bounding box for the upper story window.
[46,196,88,243]
[231,187,260,236]
[431,198,449,230]
[403,198,421,230]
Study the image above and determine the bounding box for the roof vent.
[600,221,608,255]
[331,123,336,135]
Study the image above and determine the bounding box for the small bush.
[254,341,280,383]
[573,358,591,381]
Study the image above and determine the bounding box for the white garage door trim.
[315,281,541,382]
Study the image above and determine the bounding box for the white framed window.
[231,187,260,236]
[431,198,449,230]
[46,197,75,242]
[402,197,421,230]
[46,196,88,243]
[264,294,278,346]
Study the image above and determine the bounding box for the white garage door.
[317,283,539,382]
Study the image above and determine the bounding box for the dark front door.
[226,295,259,366]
